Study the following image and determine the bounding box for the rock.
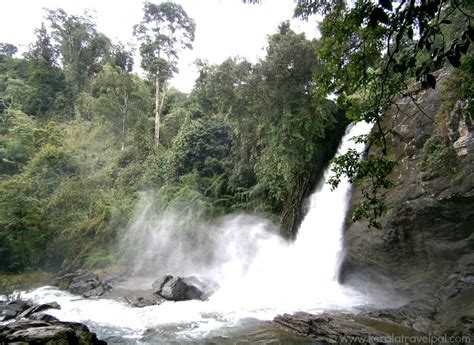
[123,291,164,308]
[339,69,474,338]
[340,69,474,299]
[52,269,112,297]
[448,100,474,156]
[17,301,61,319]
[0,299,60,322]
[0,319,106,344]
[152,275,217,301]
[29,312,60,323]
[181,275,219,300]
[0,300,31,321]
[274,312,393,344]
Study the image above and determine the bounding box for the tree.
[0,43,18,58]
[90,64,152,151]
[46,8,111,97]
[133,1,195,146]
[24,23,68,118]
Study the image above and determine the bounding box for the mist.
[118,193,282,285]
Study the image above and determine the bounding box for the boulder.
[123,291,164,308]
[0,299,60,321]
[152,275,218,301]
[52,269,112,297]
[17,301,61,319]
[0,300,29,321]
[0,319,106,344]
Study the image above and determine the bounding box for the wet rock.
[123,291,164,308]
[17,301,61,319]
[274,312,393,344]
[52,269,112,297]
[29,312,60,323]
[0,319,106,344]
[366,300,436,334]
[152,275,217,301]
[0,300,29,321]
[0,299,60,321]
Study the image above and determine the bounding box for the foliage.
[46,8,111,96]
[417,136,457,178]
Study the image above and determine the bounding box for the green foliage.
[46,8,111,96]
[418,136,457,178]
[133,1,195,79]
[23,23,71,119]
[0,272,52,296]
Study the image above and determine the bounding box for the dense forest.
[0,0,472,281]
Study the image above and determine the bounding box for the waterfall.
[207,120,372,316]
[21,121,373,341]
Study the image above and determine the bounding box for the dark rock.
[52,269,112,297]
[152,275,217,301]
[17,301,61,319]
[29,312,60,323]
[0,300,31,321]
[366,300,437,334]
[181,275,219,300]
[0,319,106,344]
[123,291,164,308]
[274,312,395,344]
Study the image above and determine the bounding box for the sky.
[0,0,320,92]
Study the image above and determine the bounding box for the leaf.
[463,25,474,40]
[426,74,436,89]
[378,0,393,11]
[369,7,390,28]
[457,41,470,54]
[447,53,461,68]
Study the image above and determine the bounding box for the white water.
[21,121,373,342]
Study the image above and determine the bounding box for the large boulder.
[0,319,106,344]
[152,275,218,301]
[52,269,112,297]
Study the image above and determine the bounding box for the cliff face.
[339,69,473,334]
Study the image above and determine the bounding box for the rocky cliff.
[339,68,473,337]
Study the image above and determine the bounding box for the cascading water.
[20,121,373,343]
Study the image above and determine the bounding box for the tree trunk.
[154,76,161,146]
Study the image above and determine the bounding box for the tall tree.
[133,1,195,146]
[46,8,111,97]
[91,64,152,151]
[24,23,68,118]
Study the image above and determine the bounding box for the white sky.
[0,0,320,92]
